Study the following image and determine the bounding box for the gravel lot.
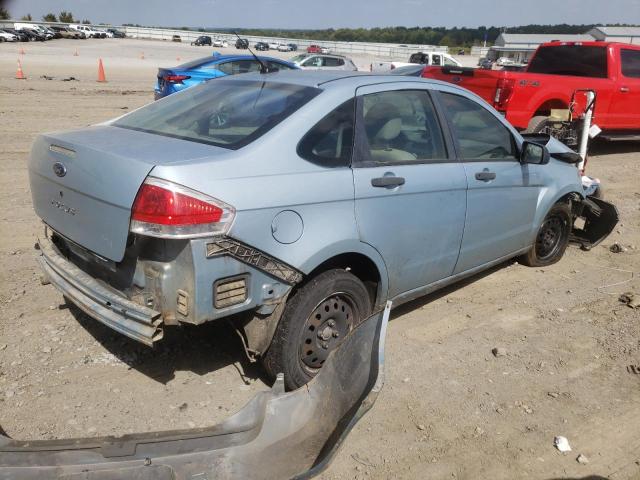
[0,38,639,479]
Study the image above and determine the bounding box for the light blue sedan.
[29,71,617,389]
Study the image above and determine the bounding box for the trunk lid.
[29,125,219,262]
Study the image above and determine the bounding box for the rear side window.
[215,60,261,75]
[621,49,640,78]
[176,56,216,70]
[527,45,608,78]
[409,53,426,64]
[298,99,355,167]
[440,93,517,160]
[323,57,344,67]
[115,80,320,150]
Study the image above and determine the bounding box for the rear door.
[436,91,541,273]
[352,84,467,298]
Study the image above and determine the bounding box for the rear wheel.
[524,115,550,134]
[263,269,372,390]
[519,203,572,267]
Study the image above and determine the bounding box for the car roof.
[220,70,465,93]
[178,54,295,68]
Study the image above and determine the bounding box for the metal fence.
[120,26,449,59]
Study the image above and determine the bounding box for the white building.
[587,26,640,44]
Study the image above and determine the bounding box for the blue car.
[154,53,299,99]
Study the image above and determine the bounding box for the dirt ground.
[0,38,639,480]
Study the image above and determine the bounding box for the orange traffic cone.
[19,48,25,55]
[140,52,145,60]
[73,49,79,56]
[176,56,181,61]
[15,59,26,80]
[97,58,106,82]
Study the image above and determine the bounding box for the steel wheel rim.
[299,292,357,371]
[536,215,565,260]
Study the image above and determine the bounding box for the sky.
[4,0,640,29]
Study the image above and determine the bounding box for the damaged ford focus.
[27,71,616,392]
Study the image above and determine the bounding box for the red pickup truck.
[422,42,640,142]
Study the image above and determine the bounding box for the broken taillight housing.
[130,177,235,239]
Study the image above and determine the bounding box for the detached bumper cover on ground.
[0,304,390,480]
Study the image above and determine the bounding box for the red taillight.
[494,78,515,109]
[163,74,190,84]
[130,178,234,239]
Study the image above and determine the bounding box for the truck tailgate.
[421,66,505,105]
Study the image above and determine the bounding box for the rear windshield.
[527,45,608,78]
[114,80,320,149]
[175,56,216,70]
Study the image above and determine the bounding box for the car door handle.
[371,176,405,188]
[620,86,629,93]
[475,170,496,182]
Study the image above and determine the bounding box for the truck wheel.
[263,269,372,390]
[519,203,572,267]
[524,115,549,134]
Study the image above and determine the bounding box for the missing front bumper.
[0,303,391,480]
[571,196,619,250]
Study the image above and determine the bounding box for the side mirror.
[520,141,550,165]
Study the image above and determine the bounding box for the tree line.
[0,9,91,24]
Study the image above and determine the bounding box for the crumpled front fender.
[0,303,391,480]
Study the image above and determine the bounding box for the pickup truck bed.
[422,42,640,138]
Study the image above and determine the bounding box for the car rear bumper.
[37,232,163,346]
[0,304,391,480]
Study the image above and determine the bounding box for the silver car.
[28,71,616,390]
[291,53,358,71]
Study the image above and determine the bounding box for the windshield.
[114,80,320,149]
[528,45,608,78]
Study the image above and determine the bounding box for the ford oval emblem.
[53,162,67,178]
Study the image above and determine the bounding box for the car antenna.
[232,31,270,74]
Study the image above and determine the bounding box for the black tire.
[263,269,372,390]
[519,202,572,267]
[524,115,549,134]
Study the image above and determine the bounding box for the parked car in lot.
[192,35,212,46]
[307,44,322,53]
[371,51,461,72]
[291,53,358,71]
[2,28,29,41]
[235,38,249,49]
[277,43,293,51]
[29,71,616,390]
[69,24,105,38]
[422,41,640,142]
[213,38,229,48]
[254,42,269,51]
[172,35,182,42]
[107,28,126,38]
[0,30,18,42]
[51,26,85,39]
[268,41,280,50]
[154,53,299,99]
[288,43,298,51]
[22,29,46,42]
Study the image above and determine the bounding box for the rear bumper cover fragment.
[37,234,163,346]
[0,303,390,480]
[206,237,304,285]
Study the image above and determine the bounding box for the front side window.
[621,49,640,78]
[357,90,447,166]
[322,57,343,67]
[303,57,322,67]
[114,80,320,149]
[432,55,442,66]
[440,92,517,160]
[298,99,355,167]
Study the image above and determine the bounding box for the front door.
[609,47,640,129]
[437,91,542,274]
[352,84,468,298]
